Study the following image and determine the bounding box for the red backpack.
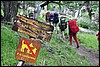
[68,19,79,33]
[96,32,99,41]
[46,12,50,21]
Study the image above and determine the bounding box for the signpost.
[12,15,54,42]
[12,15,54,66]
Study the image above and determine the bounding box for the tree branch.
[40,1,63,8]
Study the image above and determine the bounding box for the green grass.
[1,24,19,66]
[77,32,98,51]
[1,22,98,66]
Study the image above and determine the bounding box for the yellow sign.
[15,37,41,64]
[21,40,37,54]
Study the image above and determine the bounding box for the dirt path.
[72,43,99,66]
[71,27,99,66]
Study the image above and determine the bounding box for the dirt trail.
[72,43,99,66]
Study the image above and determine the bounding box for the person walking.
[96,32,99,47]
[57,17,67,39]
[68,18,80,48]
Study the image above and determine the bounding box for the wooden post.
[17,60,25,66]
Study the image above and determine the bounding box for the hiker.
[53,12,59,26]
[52,12,59,34]
[68,18,80,48]
[57,17,67,39]
[96,32,99,47]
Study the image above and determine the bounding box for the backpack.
[96,32,99,41]
[53,16,59,24]
[46,12,50,21]
[59,19,67,31]
[49,13,54,22]
[68,19,79,33]
[54,12,58,17]
[53,12,59,24]
[61,20,66,26]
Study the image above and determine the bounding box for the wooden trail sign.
[12,15,54,42]
[15,37,41,64]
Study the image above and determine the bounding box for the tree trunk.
[34,1,41,20]
[85,1,92,21]
[2,1,18,22]
[33,1,36,19]
[59,1,61,14]
[47,3,49,10]
[74,5,82,18]
[74,10,79,18]
[63,5,66,14]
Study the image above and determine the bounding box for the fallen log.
[79,27,97,34]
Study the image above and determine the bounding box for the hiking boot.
[77,45,79,48]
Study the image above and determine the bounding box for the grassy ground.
[77,32,98,51]
[35,32,91,66]
[1,23,19,66]
[1,22,98,66]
